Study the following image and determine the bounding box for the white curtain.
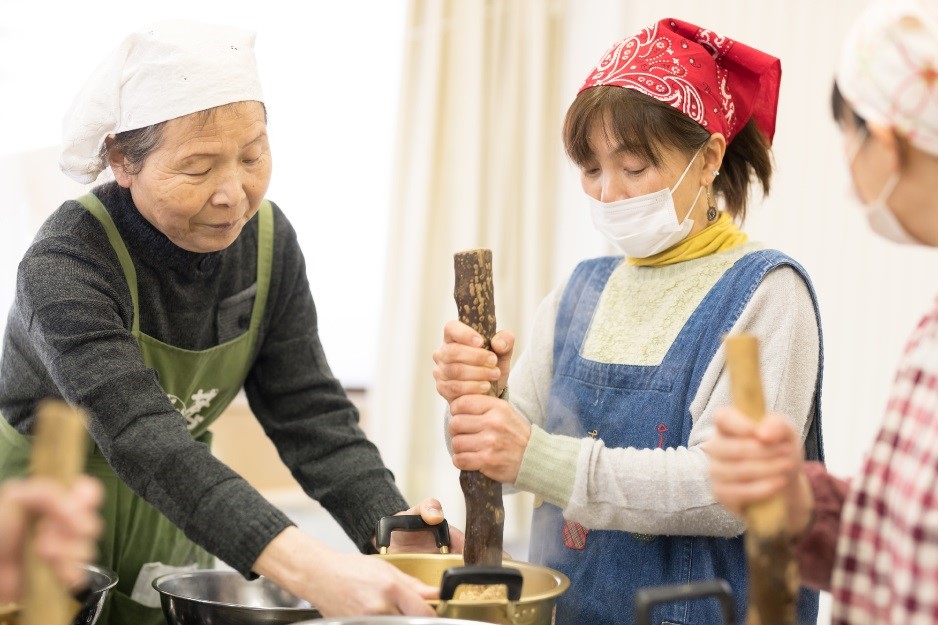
[368,0,565,543]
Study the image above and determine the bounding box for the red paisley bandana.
[579,17,781,145]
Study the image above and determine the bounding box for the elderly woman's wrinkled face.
[112,101,271,253]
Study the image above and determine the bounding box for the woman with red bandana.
[433,17,823,624]
[709,2,938,623]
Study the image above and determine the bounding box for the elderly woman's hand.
[0,475,104,603]
[254,527,439,617]
[706,407,814,536]
[433,321,514,405]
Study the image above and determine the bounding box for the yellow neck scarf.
[628,211,748,267]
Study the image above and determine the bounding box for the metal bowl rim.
[82,563,119,594]
[0,563,119,617]
[151,569,317,612]
[303,619,493,624]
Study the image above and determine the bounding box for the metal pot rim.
[375,554,570,605]
[151,569,314,612]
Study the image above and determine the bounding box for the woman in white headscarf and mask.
[708,1,938,623]
[0,20,462,625]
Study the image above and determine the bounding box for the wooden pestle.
[724,334,798,625]
[453,249,505,566]
[22,400,88,625]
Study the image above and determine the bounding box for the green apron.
[0,193,273,625]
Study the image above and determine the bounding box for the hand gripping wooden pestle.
[724,334,798,625]
[453,249,504,566]
[22,400,89,625]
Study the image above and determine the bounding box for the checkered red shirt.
[830,298,938,624]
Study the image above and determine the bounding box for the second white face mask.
[845,128,919,246]
[863,174,918,245]
[589,147,703,258]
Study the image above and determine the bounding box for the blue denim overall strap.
[528,250,823,625]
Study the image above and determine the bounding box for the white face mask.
[589,147,703,258]
[846,128,919,245]
[861,174,918,245]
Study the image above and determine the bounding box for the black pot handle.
[375,515,451,554]
[635,579,736,625]
[439,566,523,602]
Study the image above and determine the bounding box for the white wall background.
[3,1,936,621]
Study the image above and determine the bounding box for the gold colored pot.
[376,554,569,625]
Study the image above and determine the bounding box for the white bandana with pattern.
[837,0,938,156]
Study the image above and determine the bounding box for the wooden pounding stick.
[23,400,89,625]
[724,334,798,625]
[453,249,504,567]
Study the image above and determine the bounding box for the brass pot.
[375,517,569,625]
[379,554,567,625]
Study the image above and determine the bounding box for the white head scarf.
[836,0,938,156]
[59,20,265,184]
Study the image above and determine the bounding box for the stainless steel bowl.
[303,619,490,624]
[152,569,321,625]
[0,563,118,625]
[73,564,119,625]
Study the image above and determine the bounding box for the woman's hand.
[313,551,439,616]
[433,321,514,404]
[0,475,104,603]
[386,498,466,555]
[254,527,438,617]
[449,394,531,484]
[706,407,814,536]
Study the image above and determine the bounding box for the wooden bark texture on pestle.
[453,249,504,567]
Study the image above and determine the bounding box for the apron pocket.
[217,283,257,342]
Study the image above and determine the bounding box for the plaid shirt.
[830,298,938,624]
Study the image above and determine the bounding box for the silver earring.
[712,169,720,177]
[706,189,718,222]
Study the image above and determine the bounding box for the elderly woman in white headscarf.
[0,20,461,625]
[707,1,938,623]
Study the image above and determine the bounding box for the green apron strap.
[0,414,32,477]
[251,201,273,331]
[77,193,141,333]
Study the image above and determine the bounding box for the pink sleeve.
[793,461,849,591]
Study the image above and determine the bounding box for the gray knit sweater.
[0,182,408,574]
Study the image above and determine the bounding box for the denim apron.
[0,193,273,625]
[528,250,824,625]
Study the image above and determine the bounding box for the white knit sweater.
[501,242,820,537]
